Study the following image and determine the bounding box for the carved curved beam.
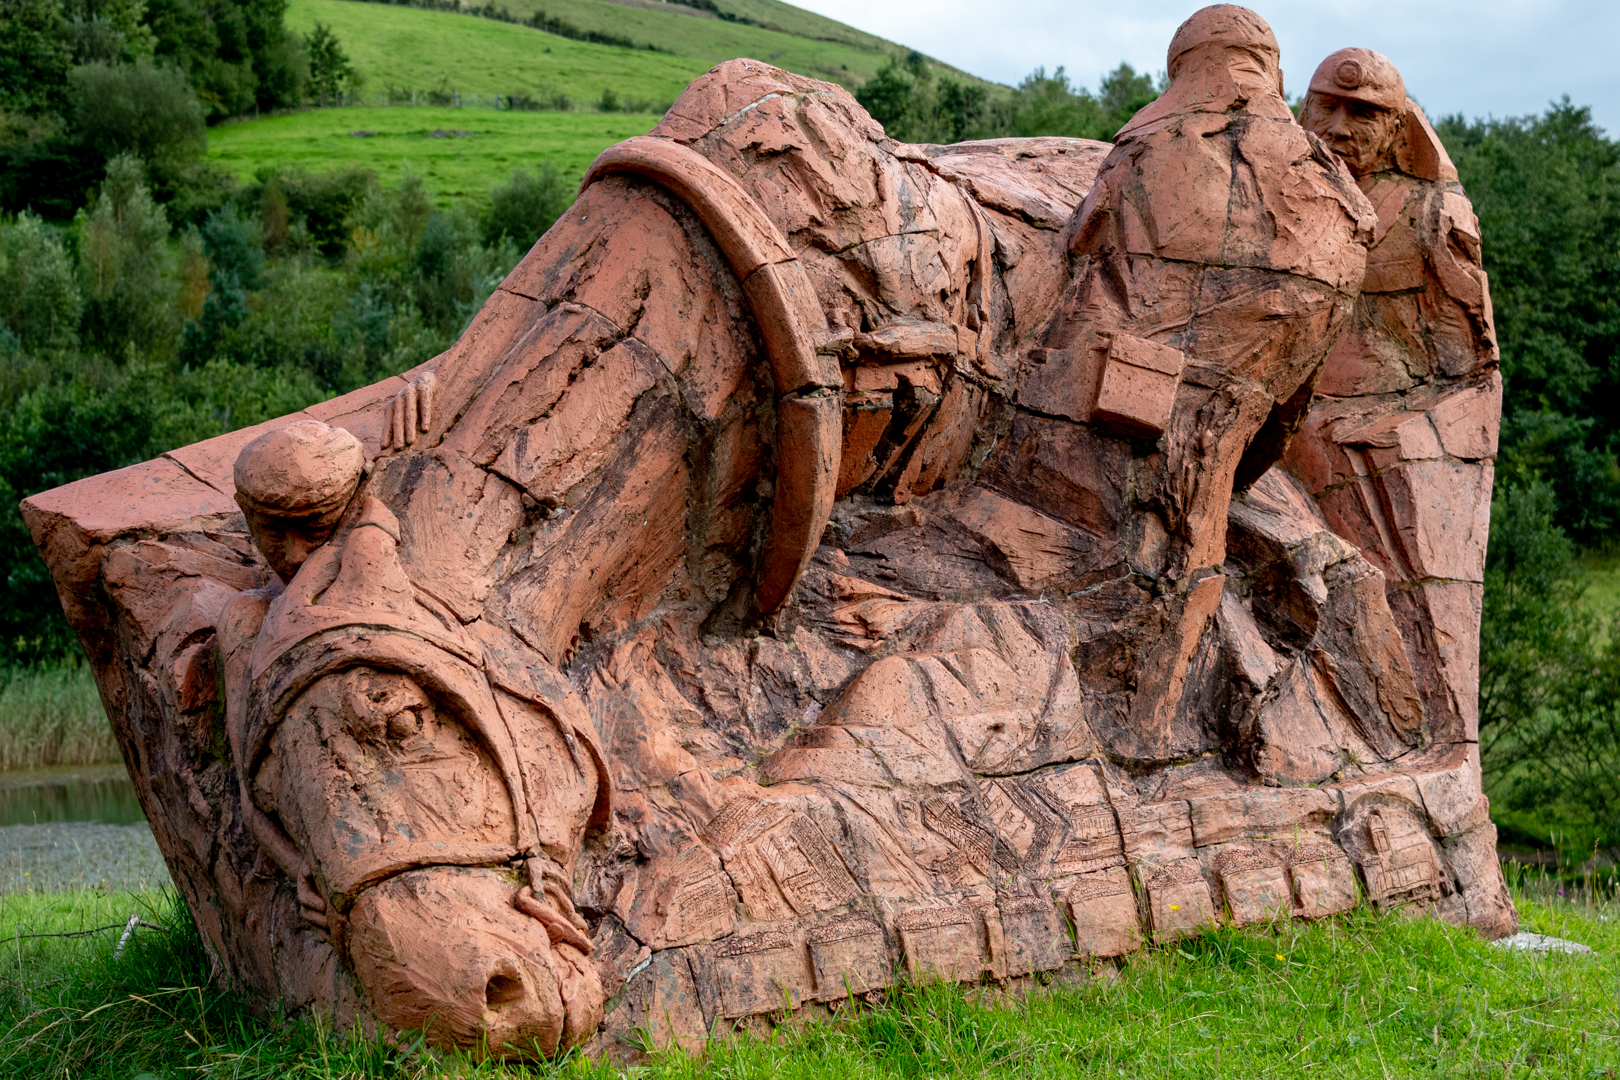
[582,136,840,613]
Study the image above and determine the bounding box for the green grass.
[207,107,661,203]
[366,0,893,90]
[1579,551,1620,630]
[3,880,1617,1078]
[286,0,970,100]
[289,0,713,106]
[0,666,115,771]
[209,0,995,207]
[671,0,893,53]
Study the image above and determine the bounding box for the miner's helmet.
[233,419,366,519]
[1307,47,1406,113]
[1166,4,1279,78]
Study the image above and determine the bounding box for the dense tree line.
[1432,102,1620,854]
[0,155,572,664]
[0,0,358,216]
[1440,103,1620,545]
[857,52,1162,144]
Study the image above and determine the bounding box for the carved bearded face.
[1301,92,1403,175]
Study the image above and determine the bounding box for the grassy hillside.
[286,0,712,105]
[208,107,661,203]
[282,0,969,103]
[695,0,891,51]
[223,0,981,205]
[357,0,887,89]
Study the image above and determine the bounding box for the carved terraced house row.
[22,4,1510,1059]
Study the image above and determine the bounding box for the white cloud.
[796,0,1619,131]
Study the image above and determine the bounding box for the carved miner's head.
[1166,4,1282,99]
[233,420,366,583]
[1300,48,1407,175]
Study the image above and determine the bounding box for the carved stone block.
[1213,850,1292,926]
[1066,867,1143,958]
[1289,842,1359,918]
[709,930,809,1019]
[1358,808,1445,908]
[1091,334,1185,437]
[895,908,984,983]
[806,915,891,999]
[998,895,1072,976]
[1143,862,1217,942]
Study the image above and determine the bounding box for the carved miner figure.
[21,5,1512,1060]
[1292,46,1502,809]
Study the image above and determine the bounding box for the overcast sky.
[795,0,1618,132]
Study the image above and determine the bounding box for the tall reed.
[0,666,119,770]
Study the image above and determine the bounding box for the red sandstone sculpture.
[19,6,1511,1059]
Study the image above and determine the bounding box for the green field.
[282,0,948,107]
[1,880,1616,1078]
[209,0,993,206]
[1580,551,1620,632]
[287,0,710,106]
[207,107,660,202]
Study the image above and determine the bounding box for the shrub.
[0,352,324,664]
[0,0,75,115]
[1003,66,1108,138]
[1480,473,1620,853]
[197,202,264,289]
[0,213,83,351]
[68,59,206,168]
[305,22,356,106]
[75,155,174,354]
[483,163,571,248]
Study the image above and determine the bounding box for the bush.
[245,166,373,258]
[75,155,174,354]
[304,21,355,106]
[0,352,324,663]
[1001,66,1105,138]
[68,59,206,168]
[857,56,1161,145]
[0,0,76,115]
[1480,473,1620,853]
[255,26,308,109]
[0,212,83,351]
[483,163,571,248]
[197,201,263,288]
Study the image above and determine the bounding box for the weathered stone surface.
[20,9,1511,1061]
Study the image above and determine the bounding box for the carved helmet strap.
[581,136,842,613]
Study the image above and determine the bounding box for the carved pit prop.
[23,6,1511,1058]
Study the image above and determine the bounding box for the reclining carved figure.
[21,4,1512,1059]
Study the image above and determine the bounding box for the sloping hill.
[286,0,712,106]
[207,107,664,203]
[284,0,975,104]
[673,0,892,52]
[215,0,979,203]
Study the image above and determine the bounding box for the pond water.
[0,767,167,893]
[0,765,145,826]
